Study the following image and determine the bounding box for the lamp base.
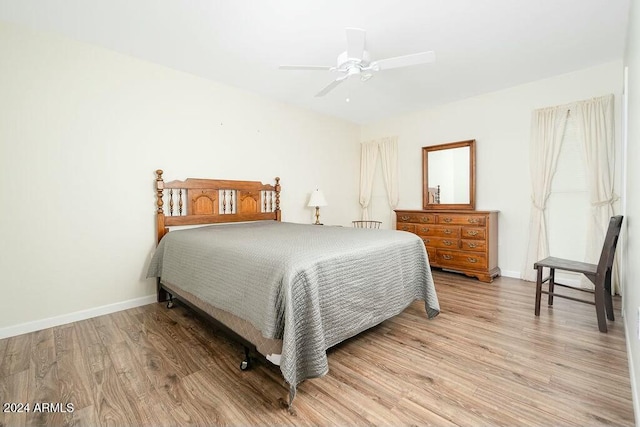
[313,206,322,225]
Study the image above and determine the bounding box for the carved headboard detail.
[155,170,281,242]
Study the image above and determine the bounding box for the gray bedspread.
[147,221,439,396]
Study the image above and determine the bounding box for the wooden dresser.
[395,209,500,282]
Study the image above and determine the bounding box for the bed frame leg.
[240,346,252,371]
[157,280,174,308]
[157,279,169,303]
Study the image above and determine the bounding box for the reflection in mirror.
[422,140,476,210]
[428,147,470,204]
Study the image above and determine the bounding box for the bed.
[146,170,440,406]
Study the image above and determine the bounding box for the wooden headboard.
[155,169,281,242]
[428,185,441,204]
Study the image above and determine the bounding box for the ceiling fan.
[279,28,435,97]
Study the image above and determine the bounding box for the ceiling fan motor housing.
[337,51,371,74]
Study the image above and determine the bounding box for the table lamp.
[307,189,327,225]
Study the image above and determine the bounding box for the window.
[545,113,590,284]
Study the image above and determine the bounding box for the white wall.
[622,0,640,420]
[360,61,623,278]
[0,22,360,334]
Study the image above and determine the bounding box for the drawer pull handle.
[419,217,430,223]
[423,239,430,244]
[421,227,430,233]
[402,226,411,231]
[467,257,478,263]
[443,229,452,234]
[443,240,454,246]
[400,216,410,221]
[467,243,478,248]
[468,218,480,224]
[467,230,479,236]
[442,254,453,260]
[442,217,452,223]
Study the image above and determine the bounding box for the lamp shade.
[307,189,327,207]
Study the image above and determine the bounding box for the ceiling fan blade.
[279,65,333,71]
[372,51,436,71]
[345,27,366,59]
[315,78,345,97]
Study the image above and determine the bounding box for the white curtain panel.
[522,106,569,281]
[378,137,400,222]
[575,94,619,293]
[359,141,379,220]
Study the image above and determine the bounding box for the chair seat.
[534,256,597,275]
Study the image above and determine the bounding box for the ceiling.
[0,0,631,124]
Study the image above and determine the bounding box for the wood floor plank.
[137,310,205,376]
[105,340,155,402]
[74,317,145,426]
[0,333,32,378]
[0,270,634,426]
[25,329,60,427]
[91,364,146,427]
[0,369,29,427]
[64,406,100,427]
[91,313,128,348]
[0,338,7,373]
[74,317,109,375]
[52,326,94,411]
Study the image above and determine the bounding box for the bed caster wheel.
[166,300,174,309]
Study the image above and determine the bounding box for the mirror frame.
[422,139,476,210]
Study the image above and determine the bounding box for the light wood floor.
[0,271,634,426]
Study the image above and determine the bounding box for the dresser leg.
[466,270,500,283]
[473,273,494,283]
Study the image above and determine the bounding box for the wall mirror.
[422,139,476,210]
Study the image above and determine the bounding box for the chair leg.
[548,268,555,306]
[535,266,543,316]
[604,292,615,321]
[604,269,615,321]
[594,281,608,333]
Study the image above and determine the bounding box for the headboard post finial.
[156,170,164,214]
[275,177,281,220]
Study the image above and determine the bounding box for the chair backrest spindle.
[352,220,382,229]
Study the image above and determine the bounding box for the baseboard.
[0,294,157,339]
[499,270,521,279]
[498,269,584,288]
[623,312,640,424]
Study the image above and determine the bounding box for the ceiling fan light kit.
[279,28,435,97]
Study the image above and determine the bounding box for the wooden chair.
[352,220,382,229]
[534,215,623,332]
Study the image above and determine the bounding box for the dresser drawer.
[415,224,460,238]
[437,214,486,226]
[397,224,416,233]
[397,213,436,224]
[422,237,460,249]
[461,227,486,240]
[437,249,488,269]
[461,239,486,252]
